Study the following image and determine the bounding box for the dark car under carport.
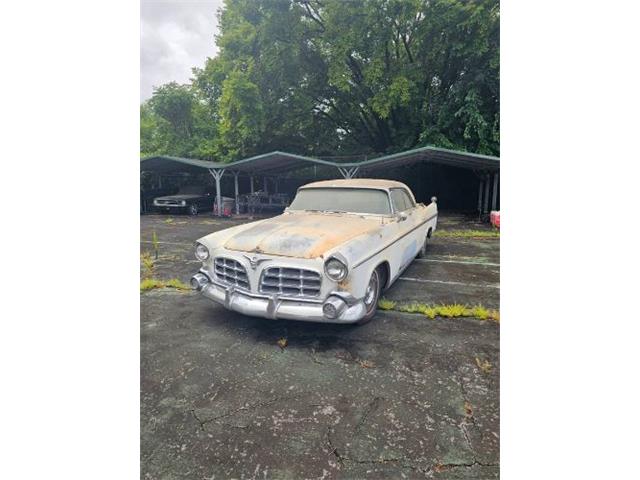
[152,185,215,215]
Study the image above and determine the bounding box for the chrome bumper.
[191,272,366,323]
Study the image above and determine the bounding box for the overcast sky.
[140,0,224,102]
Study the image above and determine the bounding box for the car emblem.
[243,254,269,270]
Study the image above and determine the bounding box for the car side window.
[400,189,415,209]
[390,189,407,212]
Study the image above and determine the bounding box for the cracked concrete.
[141,213,499,479]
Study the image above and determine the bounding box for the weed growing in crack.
[434,229,500,238]
[151,230,159,259]
[377,298,397,310]
[377,299,499,322]
[140,278,190,292]
[140,252,155,278]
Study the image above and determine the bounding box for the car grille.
[214,257,249,290]
[260,267,321,297]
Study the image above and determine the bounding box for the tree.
[142,0,500,160]
[141,81,220,159]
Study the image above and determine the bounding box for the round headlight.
[324,257,348,281]
[195,243,209,261]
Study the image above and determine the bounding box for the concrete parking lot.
[141,213,499,479]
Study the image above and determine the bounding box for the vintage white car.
[190,179,437,324]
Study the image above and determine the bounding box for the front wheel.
[357,267,382,325]
[188,204,199,216]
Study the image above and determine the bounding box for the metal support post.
[477,178,484,217]
[250,176,254,193]
[263,176,268,193]
[337,167,359,179]
[483,174,490,214]
[232,171,240,215]
[491,172,499,211]
[208,168,225,217]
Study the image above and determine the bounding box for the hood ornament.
[243,254,269,270]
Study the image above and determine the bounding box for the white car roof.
[300,178,410,190]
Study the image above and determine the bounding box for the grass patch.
[434,229,500,238]
[140,278,190,292]
[163,218,175,224]
[377,298,397,310]
[140,252,155,278]
[377,299,499,322]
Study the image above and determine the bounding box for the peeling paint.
[224,212,382,259]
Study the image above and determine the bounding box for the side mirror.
[431,196,437,203]
[397,212,408,222]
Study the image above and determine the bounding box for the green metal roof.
[141,146,499,175]
[223,151,339,173]
[340,145,499,171]
[140,155,224,173]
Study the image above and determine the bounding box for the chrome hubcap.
[364,271,378,308]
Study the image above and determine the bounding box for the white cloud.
[140,0,223,102]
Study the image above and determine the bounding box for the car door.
[396,188,424,257]
[388,188,418,278]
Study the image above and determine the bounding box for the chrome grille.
[214,257,249,290]
[260,267,321,297]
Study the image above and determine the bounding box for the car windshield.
[289,188,391,215]
[178,185,206,195]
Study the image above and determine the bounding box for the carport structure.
[336,146,500,215]
[141,146,499,217]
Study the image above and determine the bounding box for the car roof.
[300,178,410,190]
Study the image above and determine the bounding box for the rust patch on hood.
[224,213,380,258]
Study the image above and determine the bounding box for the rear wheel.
[416,228,432,258]
[416,236,428,258]
[357,267,382,325]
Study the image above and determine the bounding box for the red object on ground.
[490,211,500,229]
[213,197,235,217]
[213,204,233,217]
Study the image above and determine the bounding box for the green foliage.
[218,69,265,160]
[151,231,159,259]
[377,299,500,322]
[378,298,397,310]
[140,278,191,292]
[434,229,500,238]
[141,0,499,160]
[140,252,155,278]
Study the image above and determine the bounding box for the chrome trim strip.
[352,213,438,268]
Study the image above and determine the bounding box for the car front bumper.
[154,203,187,209]
[191,271,367,323]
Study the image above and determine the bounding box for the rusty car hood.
[223,212,381,259]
